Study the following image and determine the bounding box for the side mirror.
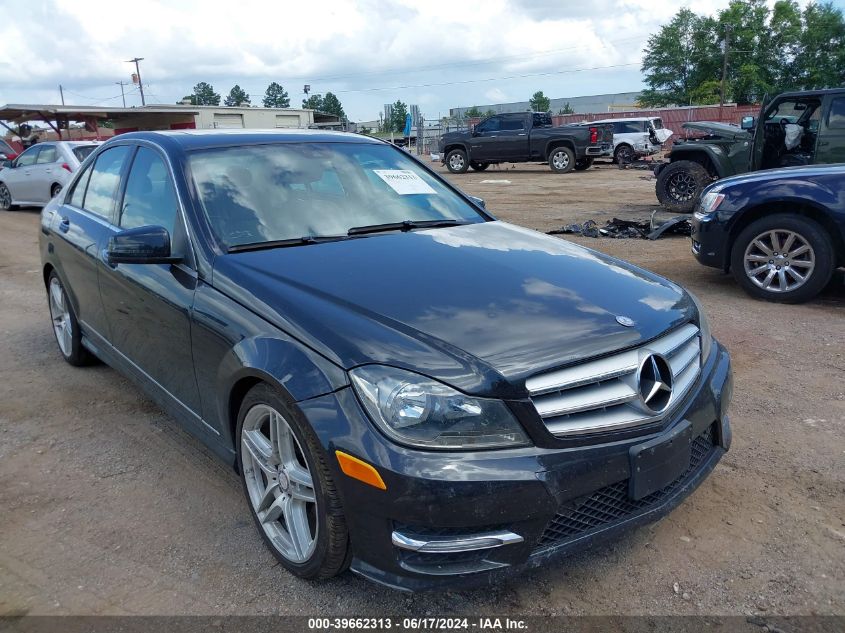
[107,225,180,265]
[740,116,755,130]
[468,195,486,209]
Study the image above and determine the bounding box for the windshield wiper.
[347,219,467,236]
[227,234,348,253]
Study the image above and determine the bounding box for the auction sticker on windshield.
[373,169,437,195]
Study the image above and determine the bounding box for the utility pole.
[126,57,146,105]
[115,81,127,107]
[59,85,65,105]
[720,25,731,107]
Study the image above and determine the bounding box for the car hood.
[212,222,694,397]
[682,121,751,140]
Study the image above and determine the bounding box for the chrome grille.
[526,324,701,437]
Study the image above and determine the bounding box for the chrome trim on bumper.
[391,530,524,553]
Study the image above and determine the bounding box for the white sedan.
[0,141,100,209]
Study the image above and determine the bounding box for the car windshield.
[72,145,97,162]
[189,142,486,249]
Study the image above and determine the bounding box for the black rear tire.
[51,183,63,199]
[655,160,712,213]
[237,383,351,579]
[574,157,594,171]
[469,161,489,171]
[445,149,469,174]
[548,146,575,173]
[730,214,835,304]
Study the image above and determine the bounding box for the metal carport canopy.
[0,104,200,137]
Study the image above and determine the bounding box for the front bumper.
[691,210,731,270]
[299,341,732,591]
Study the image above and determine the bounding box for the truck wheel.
[655,160,711,213]
[574,157,594,171]
[446,149,469,174]
[469,161,489,171]
[614,144,635,164]
[730,214,834,304]
[548,147,575,173]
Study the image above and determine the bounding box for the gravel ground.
[0,162,843,616]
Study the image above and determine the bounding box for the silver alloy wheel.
[241,403,318,563]
[552,150,570,170]
[448,153,465,171]
[743,228,815,293]
[48,277,73,357]
[0,184,11,210]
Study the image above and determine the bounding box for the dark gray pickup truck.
[438,112,613,173]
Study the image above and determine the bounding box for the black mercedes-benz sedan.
[39,130,732,591]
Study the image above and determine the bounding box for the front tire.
[46,271,94,366]
[237,383,351,579]
[445,149,469,173]
[0,182,16,210]
[614,144,635,164]
[51,183,63,199]
[730,214,835,303]
[548,146,575,173]
[655,160,712,213]
[469,161,489,171]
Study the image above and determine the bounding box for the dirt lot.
[1,162,843,616]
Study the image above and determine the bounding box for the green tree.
[224,84,251,107]
[389,100,408,133]
[793,1,845,90]
[302,94,324,110]
[464,105,482,118]
[321,92,346,118]
[262,82,290,108]
[557,102,574,114]
[688,80,723,105]
[359,126,373,135]
[639,8,720,106]
[529,91,551,112]
[182,81,220,106]
[483,109,496,118]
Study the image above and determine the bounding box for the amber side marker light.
[335,450,387,490]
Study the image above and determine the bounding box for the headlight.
[699,191,725,214]
[688,291,713,364]
[349,365,529,450]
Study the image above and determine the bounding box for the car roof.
[592,117,657,123]
[775,88,845,99]
[111,129,383,151]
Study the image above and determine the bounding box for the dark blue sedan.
[692,164,845,303]
[39,130,732,590]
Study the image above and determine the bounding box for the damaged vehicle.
[40,130,732,590]
[589,117,672,164]
[655,88,845,213]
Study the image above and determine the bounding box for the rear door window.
[36,145,58,164]
[69,164,93,208]
[828,98,845,128]
[84,146,132,219]
[500,118,525,132]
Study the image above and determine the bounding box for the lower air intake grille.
[534,424,716,551]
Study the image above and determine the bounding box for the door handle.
[58,216,70,233]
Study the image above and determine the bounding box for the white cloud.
[0,0,817,121]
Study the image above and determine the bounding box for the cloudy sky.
[1,0,841,122]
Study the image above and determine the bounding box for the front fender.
[670,145,735,177]
[214,335,349,448]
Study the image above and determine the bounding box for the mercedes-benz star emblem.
[616,315,636,327]
[638,354,673,413]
